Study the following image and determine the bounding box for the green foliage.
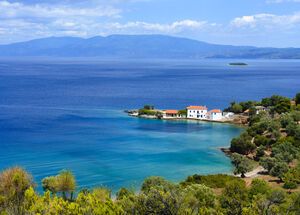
[42,176,57,194]
[255,146,266,161]
[269,161,289,181]
[138,108,158,116]
[283,164,300,189]
[272,141,298,163]
[231,153,254,178]
[249,179,270,199]
[178,109,187,116]
[254,135,270,146]
[141,176,175,193]
[295,93,300,106]
[116,187,134,200]
[143,105,154,110]
[280,113,294,128]
[1,167,300,214]
[42,170,76,201]
[0,167,34,214]
[225,102,244,114]
[220,180,248,215]
[181,174,242,189]
[230,132,256,155]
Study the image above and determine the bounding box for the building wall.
[208,112,223,121]
[187,109,207,119]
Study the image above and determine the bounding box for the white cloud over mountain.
[0,0,299,47]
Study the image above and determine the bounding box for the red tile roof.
[209,109,222,113]
[187,106,207,110]
[165,110,178,114]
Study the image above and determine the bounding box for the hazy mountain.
[0,35,299,59]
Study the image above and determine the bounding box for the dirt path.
[245,166,265,178]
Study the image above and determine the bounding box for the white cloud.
[108,20,209,33]
[0,0,121,19]
[231,12,300,29]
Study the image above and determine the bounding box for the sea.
[0,58,299,192]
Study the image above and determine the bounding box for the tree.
[116,188,134,201]
[136,178,182,215]
[143,105,154,110]
[42,176,57,194]
[55,170,76,200]
[230,132,256,155]
[231,153,253,178]
[295,93,300,106]
[0,167,34,214]
[273,98,291,114]
[181,184,216,214]
[269,162,289,181]
[220,180,248,215]
[272,141,298,163]
[231,103,243,113]
[141,176,175,194]
[280,114,294,128]
[249,179,270,200]
[255,146,266,161]
[260,157,277,172]
[254,135,270,147]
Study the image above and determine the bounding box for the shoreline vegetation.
[1,93,300,214]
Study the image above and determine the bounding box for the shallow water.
[0,59,299,191]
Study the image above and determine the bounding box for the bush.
[220,180,248,215]
[181,174,242,189]
[269,162,289,181]
[254,135,270,146]
[295,93,300,106]
[249,179,270,199]
[230,132,256,155]
[255,146,266,161]
[283,180,298,189]
[272,141,298,163]
[138,109,158,116]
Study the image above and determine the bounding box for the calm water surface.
[0,59,299,191]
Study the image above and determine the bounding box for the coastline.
[125,110,248,127]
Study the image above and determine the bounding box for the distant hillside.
[0,35,299,59]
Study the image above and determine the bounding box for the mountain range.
[0,35,299,59]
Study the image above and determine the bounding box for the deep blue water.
[0,59,299,192]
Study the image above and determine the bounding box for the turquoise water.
[0,106,242,191]
[0,59,299,192]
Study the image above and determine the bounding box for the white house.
[207,109,223,121]
[187,106,208,120]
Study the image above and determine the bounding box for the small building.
[162,110,180,119]
[255,106,268,114]
[223,112,234,118]
[187,106,208,120]
[207,109,223,121]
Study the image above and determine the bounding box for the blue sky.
[1,0,300,47]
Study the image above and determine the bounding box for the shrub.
[181,174,242,189]
[230,132,256,155]
[254,135,270,146]
[283,180,298,189]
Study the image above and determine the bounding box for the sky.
[1,0,300,47]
